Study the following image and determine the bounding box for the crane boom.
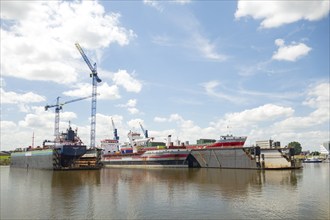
[75,43,95,73]
[75,42,102,149]
[75,43,101,83]
[45,95,95,111]
[111,117,119,141]
[139,122,148,138]
[62,95,93,105]
[45,95,93,142]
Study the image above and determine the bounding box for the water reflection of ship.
[50,170,101,218]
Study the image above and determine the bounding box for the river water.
[1,164,329,220]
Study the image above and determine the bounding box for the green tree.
[288,141,302,155]
[311,151,320,156]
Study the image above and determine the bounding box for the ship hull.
[302,159,323,163]
[101,149,190,168]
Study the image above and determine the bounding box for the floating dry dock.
[10,126,102,170]
[189,147,302,169]
[11,148,102,170]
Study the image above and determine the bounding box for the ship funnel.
[166,135,172,148]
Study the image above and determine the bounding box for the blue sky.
[1,0,329,151]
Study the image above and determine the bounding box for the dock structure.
[188,147,301,170]
[62,148,102,170]
[11,148,102,170]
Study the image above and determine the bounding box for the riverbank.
[0,155,10,166]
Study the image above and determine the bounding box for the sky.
[1,0,329,152]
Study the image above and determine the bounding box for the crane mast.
[45,95,93,142]
[75,43,102,149]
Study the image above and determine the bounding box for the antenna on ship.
[226,121,232,135]
[32,131,35,148]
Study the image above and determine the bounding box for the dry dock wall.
[190,148,296,169]
[191,148,257,169]
[10,149,55,169]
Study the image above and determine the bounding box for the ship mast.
[32,132,35,148]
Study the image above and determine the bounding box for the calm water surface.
[1,164,329,219]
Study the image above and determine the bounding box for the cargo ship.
[100,131,191,168]
[10,125,101,170]
[100,132,249,169]
[100,126,301,170]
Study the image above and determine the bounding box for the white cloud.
[235,1,330,28]
[1,1,135,84]
[127,118,144,130]
[151,113,218,144]
[223,104,294,126]
[202,81,245,104]
[148,3,227,62]
[154,117,168,123]
[128,108,139,115]
[143,0,164,12]
[95,114,124,141]
[63,82,121,100]
[126,99,137,108]
[1,88,45,112]
[63,69,142,100]
[117,99,140,115]
[303,82,329,108]
[153,114,184,123]
[143,0,191,11]
[272,39,312,62]
[274,82,330,131]
[174,0,191,5]
[20,109,76,131]
[113,70,142,93]
[192,33,228,61]
[0,121,17,131]
[1,88,45,104]
[98,83,121,100]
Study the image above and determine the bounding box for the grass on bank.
[0,155,11,165]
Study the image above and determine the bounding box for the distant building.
[320,141,330,155]
[256,140,281,149]
[0,151,11,156]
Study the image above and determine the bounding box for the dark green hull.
[10,148,101,170]
[11,149,55,169]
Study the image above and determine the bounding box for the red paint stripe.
[142,154,189,159]
[186,141,245,149]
